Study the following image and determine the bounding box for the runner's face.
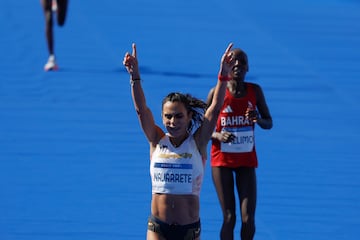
[162,101,191,138]
[232,50,248,79]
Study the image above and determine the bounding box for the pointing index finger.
[132,43,137,58]
[225,43,233,54]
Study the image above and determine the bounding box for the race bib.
[152,163,193,194]
[220,127,254,153]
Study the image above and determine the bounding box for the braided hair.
[162,92,207,134]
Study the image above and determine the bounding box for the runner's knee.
[224,209,236,226]
[241,211,255,225]
[44,11,53,23]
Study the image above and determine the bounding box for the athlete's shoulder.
[246,82,264,94]
[246,82,261,88]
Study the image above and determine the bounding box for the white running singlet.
[150,134,205,196]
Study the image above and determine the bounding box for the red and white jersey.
[211,83,258,168]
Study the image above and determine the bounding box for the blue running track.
[0,0,359,239]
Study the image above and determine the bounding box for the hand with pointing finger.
[219,43,235,78]
[123,43,140,80]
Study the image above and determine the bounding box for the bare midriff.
[151,193,200,225]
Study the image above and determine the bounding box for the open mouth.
[167,125,177,131]
[167,126,181,136]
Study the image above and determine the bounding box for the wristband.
[218,75,231,82]
[130,78,141,86]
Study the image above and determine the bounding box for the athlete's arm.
[123,43,163,145]
[196,43,234,150]
[254,84,273,129]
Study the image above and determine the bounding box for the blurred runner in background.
[40,0,68,71]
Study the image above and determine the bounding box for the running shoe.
[44,55,59,71]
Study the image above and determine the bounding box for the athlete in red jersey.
[207,47,272,240]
